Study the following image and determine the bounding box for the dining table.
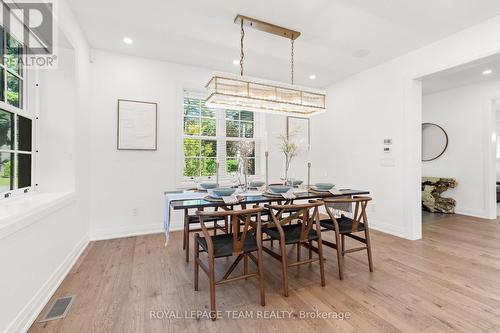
[164,188,370,259]
[169,188,370,210]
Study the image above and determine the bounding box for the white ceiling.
[422,53,500,94]
[68,0,500,88]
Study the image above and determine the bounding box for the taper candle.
[265,151,269,188]
[307,161,311,188]
[216,162,220,186]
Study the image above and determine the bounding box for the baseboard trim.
[5,233,89,333]
[369,220,407,239]
[90,223,183,241]
[454,208,489,219]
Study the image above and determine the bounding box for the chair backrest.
[196,206,264,255]
[322,196,372,232]
[265,200,323,242]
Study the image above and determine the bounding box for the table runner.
[163,191,206,245]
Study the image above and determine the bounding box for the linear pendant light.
[205,15,326,117]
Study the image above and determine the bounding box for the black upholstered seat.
[197,233,258,258]
[320,215,366,234]
[188,214,226,224]
[263,223,318,244]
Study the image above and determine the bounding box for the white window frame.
[178,91,265,186]
[0,30,35,200]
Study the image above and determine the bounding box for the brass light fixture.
[205,15,326,117]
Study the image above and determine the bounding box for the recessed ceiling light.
[483,69,493,75]
[232,59,239,65]
[309,74,316,80]
[123,37,133,45]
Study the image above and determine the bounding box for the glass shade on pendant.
[205,73,326,117]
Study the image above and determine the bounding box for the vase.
[283,157,291,185]
[239,157,249,190]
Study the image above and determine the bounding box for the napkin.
[329,188,342,195]
[282,190,296,199]
[223,195,240,204]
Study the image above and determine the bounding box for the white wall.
[0,0,92,332]
[86,50,286,239]
[0,197,86,333]
[87,13,500,241]
[422,80,500,217]
[496,107,500,182]
[315,15,500,239]
[37,47,77,192]
[87,50,218,238]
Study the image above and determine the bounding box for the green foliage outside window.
[3,159,10,178]
[183,98,256,178]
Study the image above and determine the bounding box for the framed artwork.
[286,116,310,152]
[117,99,158,150]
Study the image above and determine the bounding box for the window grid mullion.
[0,27,31,198]
[12,113,17,190]
[182,98,257,180]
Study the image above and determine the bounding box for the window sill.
[0,191,77,240]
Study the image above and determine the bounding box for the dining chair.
[262,200,325,297]
[194,206,265,321]
[320,196,373,280]
[183,207,228,262]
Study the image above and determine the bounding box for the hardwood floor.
[29,214,500,332]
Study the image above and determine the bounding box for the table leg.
[184,209,190,262]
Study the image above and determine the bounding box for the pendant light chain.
[240,19,245,76]
[291,38,294,85]
[206,16,326,116]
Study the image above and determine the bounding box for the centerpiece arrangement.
[277,128,300,186]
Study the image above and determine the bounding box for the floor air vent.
[39,296,74,322]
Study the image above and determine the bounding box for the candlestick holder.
[216,162,220,187]
[265,151,269,190]
[307,161,311,188]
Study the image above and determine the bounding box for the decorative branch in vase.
[277,128,300,185]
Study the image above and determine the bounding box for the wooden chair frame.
[194,206,265,321]
[321,196,373,280]
[183,206,228,262]
[262,200,325,297]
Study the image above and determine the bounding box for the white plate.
[312,187,333,192]
[239,191,263,197]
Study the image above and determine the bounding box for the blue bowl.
[269,185,292,194]
[212,187,236,197]
[249,180,265,188]
[315,183,334,190]
[200,182,217,189]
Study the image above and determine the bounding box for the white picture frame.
[286,116,310,152]
[117,99,158,150]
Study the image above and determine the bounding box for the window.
[0,27,31,198]
[182,96,257,179]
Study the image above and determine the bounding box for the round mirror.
[422,123,448,161]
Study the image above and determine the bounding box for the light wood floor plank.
[28,213,500,332]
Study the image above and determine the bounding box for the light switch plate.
[380,158,395,167]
